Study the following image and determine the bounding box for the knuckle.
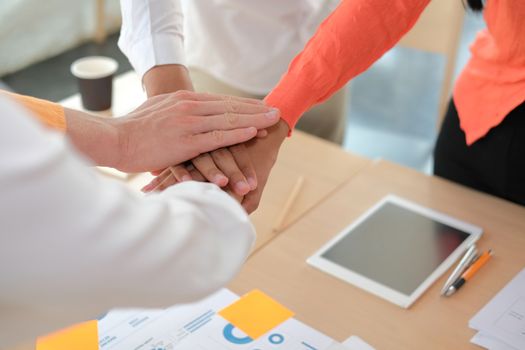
[212,148,230,160]
[225,112,239,126]
[223,96,234,112]
[194,153,209,163]
[211,130,225,144]
[232,171,245,181]
[230,144,246,152]
[176,101,197,113]
[230,101,240,113]
[240,166,254,176]
[174,90,192,100]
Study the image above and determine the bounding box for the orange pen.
[445,249,494,297]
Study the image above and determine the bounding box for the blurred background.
[0,0,486,174]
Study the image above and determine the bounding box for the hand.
[140,64,271,195]
[91,91,279,172]
[143,120,289,213]
[239,120,289,212]
[143,144,256,197]
[170,143,257,196]
[145,132,269,196]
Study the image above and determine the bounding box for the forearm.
[0,91,121,168]
[143,64,194,97]
[64,108,121,168]
[266,0,430,131]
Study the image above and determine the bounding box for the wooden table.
[28,71,525,350]
[246,131,371,252]
[229,160,525,349]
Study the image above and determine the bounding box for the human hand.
[143,120,290,213]
[143,143,256,197]
[109,90,279,173]
[239,120,289,212]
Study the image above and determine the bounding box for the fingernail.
[257,129,268,138]
[235,181,250,194]
[213,174,228,186]
[181,175,192,182]
[265,109,279,119]
[245,127,257,135]
[141,184,152,192]
[247,177,257,190]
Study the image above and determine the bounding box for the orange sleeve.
[1,90,66,131]
[265,0,431,133]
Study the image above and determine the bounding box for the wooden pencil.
[272,175,305,233]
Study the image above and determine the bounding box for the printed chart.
[98,289,334,350]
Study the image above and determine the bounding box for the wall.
[0,0,122,76]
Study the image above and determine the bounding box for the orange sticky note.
[36,320,98,350]
[218,289,294,339]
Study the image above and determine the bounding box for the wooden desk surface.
[248,131,371,252]
[229,160,525,349]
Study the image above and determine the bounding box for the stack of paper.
[39,288,375,350]
[469,268,525,350]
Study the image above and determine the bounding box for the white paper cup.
[71,56,118,111]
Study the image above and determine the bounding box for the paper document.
[98,289,335,349]
[470,332,518,350]
[343,335,376,350]
[470,268,525,350]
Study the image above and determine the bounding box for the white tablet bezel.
[307,194,483,308]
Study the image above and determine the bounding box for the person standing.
[263,0,525,205]
[118,0,346,144]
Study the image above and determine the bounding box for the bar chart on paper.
[98,289,335,350]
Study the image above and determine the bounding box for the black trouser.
[434,99,525,206]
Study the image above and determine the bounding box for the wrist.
[143,64,194,96]
[64,108,120,167]
[267,119,289,145]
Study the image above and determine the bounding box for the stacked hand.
[64,65,288,214]
[142,117,289,213]
[136,64,289,213]
[65,90,281,177]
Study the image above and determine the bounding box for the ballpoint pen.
[441,244,478,296]
[445,249,494,297]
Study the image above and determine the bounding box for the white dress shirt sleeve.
[0,96,254,345]
[118,0,186,79]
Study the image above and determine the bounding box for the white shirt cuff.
[119,33,187,80]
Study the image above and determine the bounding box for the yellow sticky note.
[218,289,294,339]
[36,320,98,350]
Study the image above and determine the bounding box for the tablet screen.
[320,202,471,296]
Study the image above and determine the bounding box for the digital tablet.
[307,195,483,308]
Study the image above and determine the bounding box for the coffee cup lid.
[71,56,118,79]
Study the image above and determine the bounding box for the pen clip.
[441,245,478,296]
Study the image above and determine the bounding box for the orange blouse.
[267,0,525,145]
[1,90,66,131]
